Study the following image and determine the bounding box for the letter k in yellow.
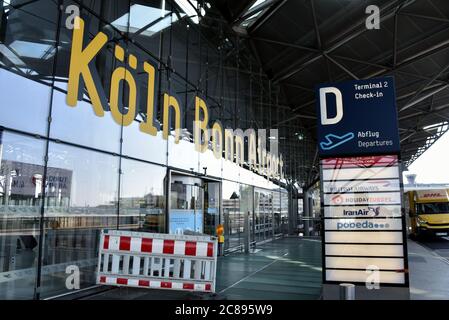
[66,16,108,117]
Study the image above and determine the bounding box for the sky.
[403,130,449,184]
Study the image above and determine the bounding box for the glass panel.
[0,131,45,299]
[280,191,289,234]
[204,181,220,236]
[170,176,203,235]
[167,74,199,173]
[49,0,123,153]
[41,143,119,298]
[120,41,167,165]
[120,159,166,233]
[254,191,263,242]
[273,190,281,235]
[254,188,274,242]
[265,191,273,239]
[240,184,254,244]
[0,0,58,135]
[0,0,58,75]
[222,180,241,250]
[0,69,51,135]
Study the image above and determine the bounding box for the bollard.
[339,283,355,300]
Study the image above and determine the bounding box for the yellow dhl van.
[406,189,449,238]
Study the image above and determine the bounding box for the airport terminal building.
[1,0,449,301]
[0,0,310,299]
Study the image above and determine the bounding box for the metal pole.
[244,210,250,253]
[339,283,355,300]
[303,189,310,236]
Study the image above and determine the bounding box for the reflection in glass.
[255,189,273,242]
[222,180,241,251]
[112,3,184,37]
[240,184,254,244]
[204,181,220,236]
[280,191,289,234]
[120,159,166,233]
[170,176,203,234]
[0,131,45,299]
[41,143,119,298]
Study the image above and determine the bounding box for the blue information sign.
[315,76,400,157]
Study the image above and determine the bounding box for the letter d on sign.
[320,87,343,125]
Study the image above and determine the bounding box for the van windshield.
[417,202,449,214]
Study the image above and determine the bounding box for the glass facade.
[0,0,291,299]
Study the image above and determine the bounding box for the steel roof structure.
[204,0,449,188]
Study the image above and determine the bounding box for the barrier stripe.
[174,240,185,255]
[109,236,120,251]
[139,280,150,287]
[98,230,217,293]
[183,283,194,290]
[128,279,139,286]
[185,241,196,256]
[207,243,213,257]
[141,238,152,252]
[197,242,207,257]
[104,235,214,258]
[163,240,175,254]
[153,239,164,254]
[119,236,131,251]
[130,237,141,252]
[103,235,109,250]
[99,276,212,291]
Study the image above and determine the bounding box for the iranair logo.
[342,207,380,217]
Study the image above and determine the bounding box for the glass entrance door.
[170,176,204,235]
[255,189,274,242]
[203,181,220,236]
[255,191,265,242]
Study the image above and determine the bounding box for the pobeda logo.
[337,220,390,230]
[65,16,285,179]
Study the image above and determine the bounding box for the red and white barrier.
[96,230,218,293]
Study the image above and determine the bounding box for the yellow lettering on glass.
[224,129,234,162]
[194,96,209,153]
[246,129,257,170]
[66,16,108,116]
[163,93,182,144]
[234,129,244,167]
[211,121,223,159]
[109,67,137,126]
[139,62,158,136]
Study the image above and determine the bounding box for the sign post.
[316,77,410,299]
